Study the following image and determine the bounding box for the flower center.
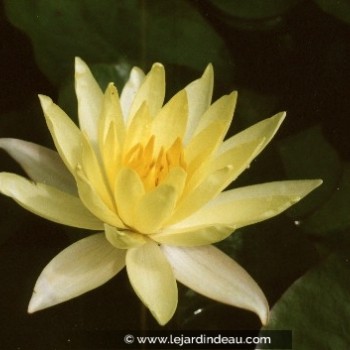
[123,136,186,191]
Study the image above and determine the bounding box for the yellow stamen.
[123,136,186,191]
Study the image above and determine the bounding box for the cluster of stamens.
[124,136,186,191]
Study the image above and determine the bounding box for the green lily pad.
[4,0,232,86]
[278,125,341,217]
[278,125,350,237]
[261,252,350,349]
[208,0,302,20]
[301,163,350,235]
[313,0,350,25]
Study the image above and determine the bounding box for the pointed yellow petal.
[75,169,125,228]
[133,184,177,233]
[185,121,227,176]
[105,224,147,249]
[99,83,126,147]
[80,134,114,210]
[126,241,177,325]
[184,64,214,144]
[0,138,76,194]
[0,172,103,230]
[206,138,265,188]
[39,94,82,173]
[168,166,233,225]
[120,66,145,121]
[151,89,188,150]
[176,180,323,229]
[28,233,125,313]
[193,91,237,138]
[75,57,103,147]
[124,102,153,152]
[128,63,165,121]
[162,245,269,325]
[152,224,233,246]
[99,120,120,187]
[170,139,266,225]
[162,167,187,198]
[218,112,285,156]
[114,167,145,227]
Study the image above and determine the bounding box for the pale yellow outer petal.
[128,63,165,121]
[217,112,285,156]
[120,66,145,121]
[75,57,103,147]
[162,245,269,325]
[0,172,103,230]
[28,233,125,313]
[184,121,228,179]
[104,224,147,249]
[0,138,76,195]
[152,224,233,246]
[126,241,177,325]
[184,64,214,144]
[192,91,237,138]
[183,138,265,209]
[173,180,323,230]
[75,169,125,228]
[39,95,82,173]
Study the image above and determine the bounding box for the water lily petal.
[75,57,103,147]
[174,180,323,229]
[99,120,120,187]
[167,166,233,225]
[75,169,125,228]
[218,112,285,156]
[133,184,177,234]
[184,64,214,144]
[124,103,153,152]
[126,241,177,325]
[120,66,145,121]
[39,95,82,173]
[128,63,165,121]
[186,138,265,197]
[162,245,269,325]
[114,167,145,227]
[0,172,102,230]
[152,224,233,246]
[162,167,187,198]
[193,91,237,138]
[0,138,76,194]
[105,224,147,249]
[80,134,114,210]
[151,89,188,150]
[28,233,125,313]
[99,83,126,147]
[185,121,228,177]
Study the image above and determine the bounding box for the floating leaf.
[261,253,350,349]
[208,0,302,20]
[278,126,341,217]
[4,0,232,85]
[302,164,350,235]
[313,0,350,25]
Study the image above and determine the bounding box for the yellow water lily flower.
[0,58,321,326]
